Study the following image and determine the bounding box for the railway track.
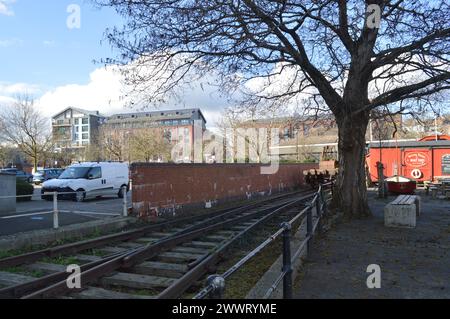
[0,190,316,299]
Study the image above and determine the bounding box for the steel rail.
[157,194,315,299]
[0,189,307,270]
[0,250,131,298]
[20,193,313,299]
[193,201,311,299]
[194,183,333,299]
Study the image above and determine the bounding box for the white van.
[42,162,129,202]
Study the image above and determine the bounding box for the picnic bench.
[427,179,450,199]
[384,195,421,228]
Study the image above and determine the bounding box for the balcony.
[52,119,72,127]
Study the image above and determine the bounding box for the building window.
[164,130,172,142]
[82,126,89,132]
[82,141,89,146]
[82,117,89,125]
[82,133,89,140]
[58,127,66,134]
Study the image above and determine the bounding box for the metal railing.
[194,182,333,299]
[0,186,130,230]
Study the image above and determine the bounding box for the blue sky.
[0,0,121,88]
[0,0,227,123]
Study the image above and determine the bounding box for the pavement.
[0,185,132,236]
[294,190,450,299]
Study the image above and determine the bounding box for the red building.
[367,135,450,183]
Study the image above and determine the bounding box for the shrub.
[16,180,34,202]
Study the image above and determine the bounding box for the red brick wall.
[131,163,318,218]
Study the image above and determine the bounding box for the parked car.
[0,168,33,183]
[41,162,129,202]
[33,168,65,185]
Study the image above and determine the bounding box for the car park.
[41,162,129,202]
[33,168,65,185]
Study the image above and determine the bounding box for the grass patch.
[2,266,45,278]
[216,231,283,299]
[0,223,146,261]
[41,256,79,266]
[0,249,33,260]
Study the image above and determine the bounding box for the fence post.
[206,275,225,299]
[316,193,322,233]
[122,186,128,217]
[281,222,293,299]
[53,192,59,229]
[306,204,313,254]
[321,187,328,217]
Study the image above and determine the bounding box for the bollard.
[122,186,128,217]
[53,192,59,229]
[306,205,313,254]
[207,275,225,299]
[281,222,293,299]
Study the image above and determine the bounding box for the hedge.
[16,180,34,202]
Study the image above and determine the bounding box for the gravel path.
[294,191,450,299]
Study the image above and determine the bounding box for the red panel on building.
[367,136,450,183]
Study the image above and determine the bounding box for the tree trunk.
[334,112,371,219]
[33,146,38,173]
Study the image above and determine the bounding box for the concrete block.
[0,173,16,216]
[384,203,416,228]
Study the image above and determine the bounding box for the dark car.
[0,168,33,183]
[33,168,65,185]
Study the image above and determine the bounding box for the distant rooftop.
[107,108,207,124]
[52,107,104,119]
[51,107,207,124]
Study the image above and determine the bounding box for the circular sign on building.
[411,169,422,179]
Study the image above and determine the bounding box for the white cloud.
[0,0,15,16]
[0,95,15,105]
[35,65,229,126]
[0,82,41,96]
[37,66,127,117]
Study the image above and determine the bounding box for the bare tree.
[129,128,172,162]
[0,96,53,172]
[96,0,450,218]
[99,127,127,161]
[217,103,289,163]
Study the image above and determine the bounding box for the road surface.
[0,186,132,236]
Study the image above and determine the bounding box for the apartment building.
[51,107,207,162]
[52,107,105,150]
[103,108,206,140]
[103,108,207,162]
